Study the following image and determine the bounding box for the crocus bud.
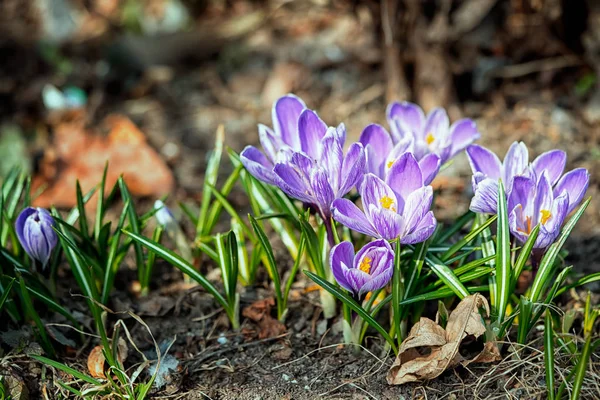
[15,207,58,268]
[154,200,177,231]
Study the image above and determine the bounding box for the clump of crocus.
[467,141,590,218]
[15,207,58,268]
[240,94,365,222]
[332,152,437,243]
[331,239,394,298]
[386,101,480,164]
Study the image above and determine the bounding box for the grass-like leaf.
[440,214,497,262]
[545,311,556,400]
[0,278,15,313]
[392,238,403,345]
[30,355,102,385]
[196,125,224,238]
[495,180,511,326]
[124,230,229,311]
[299,213,325,277]
[249,214,284,320]
[424,253,469,298]
[118,178,144,273]
[304,270,397,353]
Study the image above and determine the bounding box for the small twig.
[489,56,583,79]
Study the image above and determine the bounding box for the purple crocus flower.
[508,173,570,249]
[359,124,441,185]
[15,207,58,268]
[467,141,589,215]
[386,102,480,164]
[330,239,394,297]
[154,200,177,231]
[332,152,437,243]
[240,95,365,220]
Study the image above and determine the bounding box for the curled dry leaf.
[87,345,106,379]
[387,294,500,385]
[87,338,129,379]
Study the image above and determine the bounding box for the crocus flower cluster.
[467,142,590,249]
[15,207,58,268]
[240,95,365,220]
[241,95,477,296]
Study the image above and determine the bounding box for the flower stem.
[322,215,335,248]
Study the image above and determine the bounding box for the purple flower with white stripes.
[330,239,394,297]
[15,207,58,268]
[240,95,365,220]
[466,141,589,216]
[332,152,437,243]
[386,102,480,164]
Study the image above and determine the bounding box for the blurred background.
[0,0,598,261]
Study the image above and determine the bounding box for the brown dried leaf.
[33,113,174,209]
[387,294,500,385]
[87,345,106,379]
[242,298,286,339]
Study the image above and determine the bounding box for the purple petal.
[466,145,502,179]
[554,168,590,214]
[386,102,425,143]
[423,108,450,142]
[320,127,344,192]
[542,191,569,238]
[332,199,378,237]
[272,95,306,149]
[385,152,423,203]
[402,186,434,232]
[469,178,499,214]
[258,124,281,163]
[448,119,480,159]
[359,124,394,177]
[509,205,529,245]
[502,141,529,184]
[418,154,441,185]
[345,268,371,296]
[37,209,58,255]
[402,211,437,244]
[507,176,535,215]
[367,206,404,241]
[240,146,278,185]
[298,109,327,159]
[15,207,37,255]
[310,168,335,218]
[330,242,355,293]
[273,163,313,204]
[338,143,365,196]
[24,217,50,265]
[531,150,566,187]
[359,267,393,297]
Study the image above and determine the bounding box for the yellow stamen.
[387,160,395,169]
[359,256,372,274]
[379,195,395,210]
[540,209,552,225]
[425,132,435,145]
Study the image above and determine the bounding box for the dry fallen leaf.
[87,338,129,379]
[242,298,286,339]
[87,345,106,379]
[387,294,500,385]
[33,112,174,209]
